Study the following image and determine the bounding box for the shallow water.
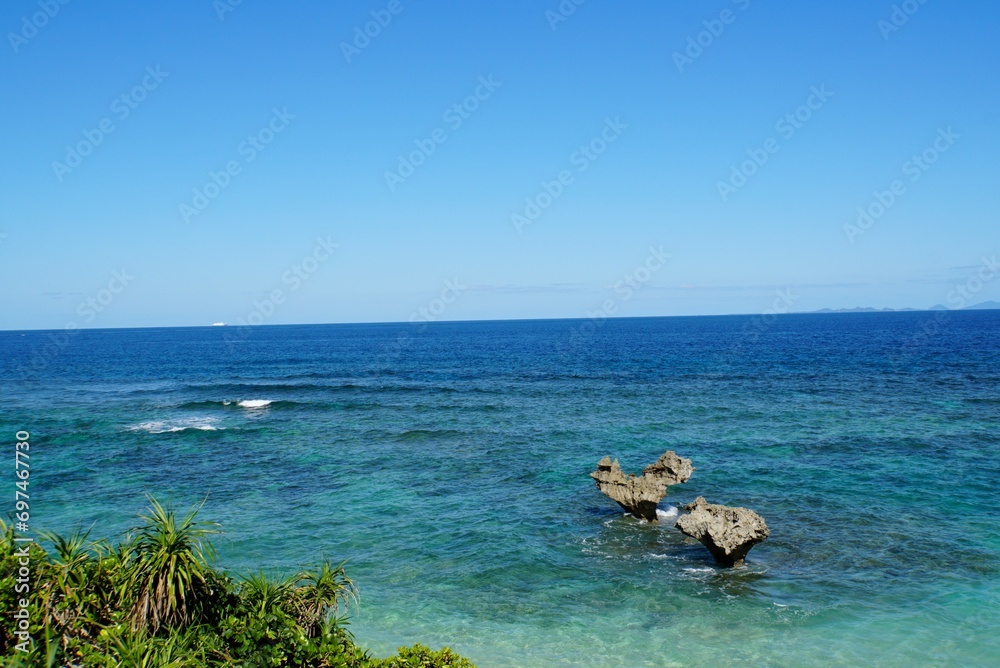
[2,313,998,666]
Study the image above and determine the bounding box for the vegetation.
[1,497,474,667]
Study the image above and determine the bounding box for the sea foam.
[657,505,679,520]
[127,417,220,434]
[237,399,272,409]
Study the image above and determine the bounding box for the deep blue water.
[2,312,999,666]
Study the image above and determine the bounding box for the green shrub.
[0,498,475,668]
[370,644,476,668]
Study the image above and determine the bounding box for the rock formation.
[641,450,695,486]
[674,496,769,567]
[590,451,693,521]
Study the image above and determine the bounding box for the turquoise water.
[3,313,999,666]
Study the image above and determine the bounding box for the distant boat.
[211,322,227,327]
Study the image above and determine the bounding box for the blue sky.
[1,0,998,329]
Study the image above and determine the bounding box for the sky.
[1,0,998,330]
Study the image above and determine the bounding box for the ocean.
[2,312,998,666]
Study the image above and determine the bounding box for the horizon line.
[4,306,999,334]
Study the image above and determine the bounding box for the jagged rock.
[590,451,693,521]
[674,496,769,567]
[642,450,695,486]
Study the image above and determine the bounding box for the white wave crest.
[656,505,679,520]
[237,399,272,409]
[127,417,220,434]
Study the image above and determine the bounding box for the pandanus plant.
[294,561,357,638]
[238,561,358,638]
[125,496,220,633]
[35,527,97,635]
[101,628,204,668]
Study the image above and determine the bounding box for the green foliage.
[295,561,358,638]
[369,644,476,668]
[127,495,220,633]
[0,499,475,668]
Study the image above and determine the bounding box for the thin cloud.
[466,283,587,294]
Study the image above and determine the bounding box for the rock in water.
[674,496,769,567]
[590,452,694,521]
[642,451,695,486]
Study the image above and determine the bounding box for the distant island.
[810,300,1000,314]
